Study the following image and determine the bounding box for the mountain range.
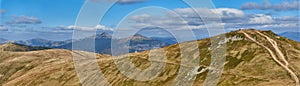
[150,37,178,44]
[55,33,170,54]
[0,29,299,86]
[279,32,300,42]
[14,38,73,48]
[0,38,8,44]
[2,33,170,54]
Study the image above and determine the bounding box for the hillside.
[0,29,300,86]
[0,43,49,52]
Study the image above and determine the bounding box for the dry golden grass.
[0,29,299,86]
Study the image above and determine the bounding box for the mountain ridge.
[0,42,49,52]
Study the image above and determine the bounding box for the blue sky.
[0,0,299,40]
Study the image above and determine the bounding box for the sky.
[0,0,299,41]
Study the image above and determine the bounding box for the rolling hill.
[0,42,49,52]
[0,29,299,86]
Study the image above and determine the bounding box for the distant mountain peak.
[133,34,145,37]
[27,38,51,43]
[31,38,48,41]
[130,34,151,40]
[95,32,112,38]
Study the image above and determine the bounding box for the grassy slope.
[0,29,299,86]
[0,43,49,52]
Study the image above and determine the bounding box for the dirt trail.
[241,31,300,86]
[255,31,289,66]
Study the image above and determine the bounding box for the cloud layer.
[57,25,113,31]
[89,0,146,4]
[0,9,6,14]
[117,0,146,4]
[128,7,299,32]
[241,0,300,11]
[6,15,42,24]
[0,25,8,31]
[129,8,248,30]
[249,14,274,24]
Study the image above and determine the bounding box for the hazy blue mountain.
[0,38,8,44]
[125,34,170,53]
[16,38,52,47]
[150,37,178,44]
[55,32,113,54]
[3,33,170,54]
[279,32,300,42]
[56,32,170,54]
[15,38,72,48]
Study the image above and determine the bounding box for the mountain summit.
[95,32,112,39]
[131,34,151,40]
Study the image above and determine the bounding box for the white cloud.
[173,8,245,19]
[6,15,42,24]
[255,23,299,29]
[0,25,8,31]
[173,8,247,23]
[89,0,146,4]
[58,25,113,31]
[212,8,245,18]
[128,7,299,33]
[0,9,6,14]
[241,0,300,11]
[249,14,274,24]
[275,16,300,23]
[118,0,146,4]
[95,25,114,31]
[130,14,151,23]
[129,8,246,30]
